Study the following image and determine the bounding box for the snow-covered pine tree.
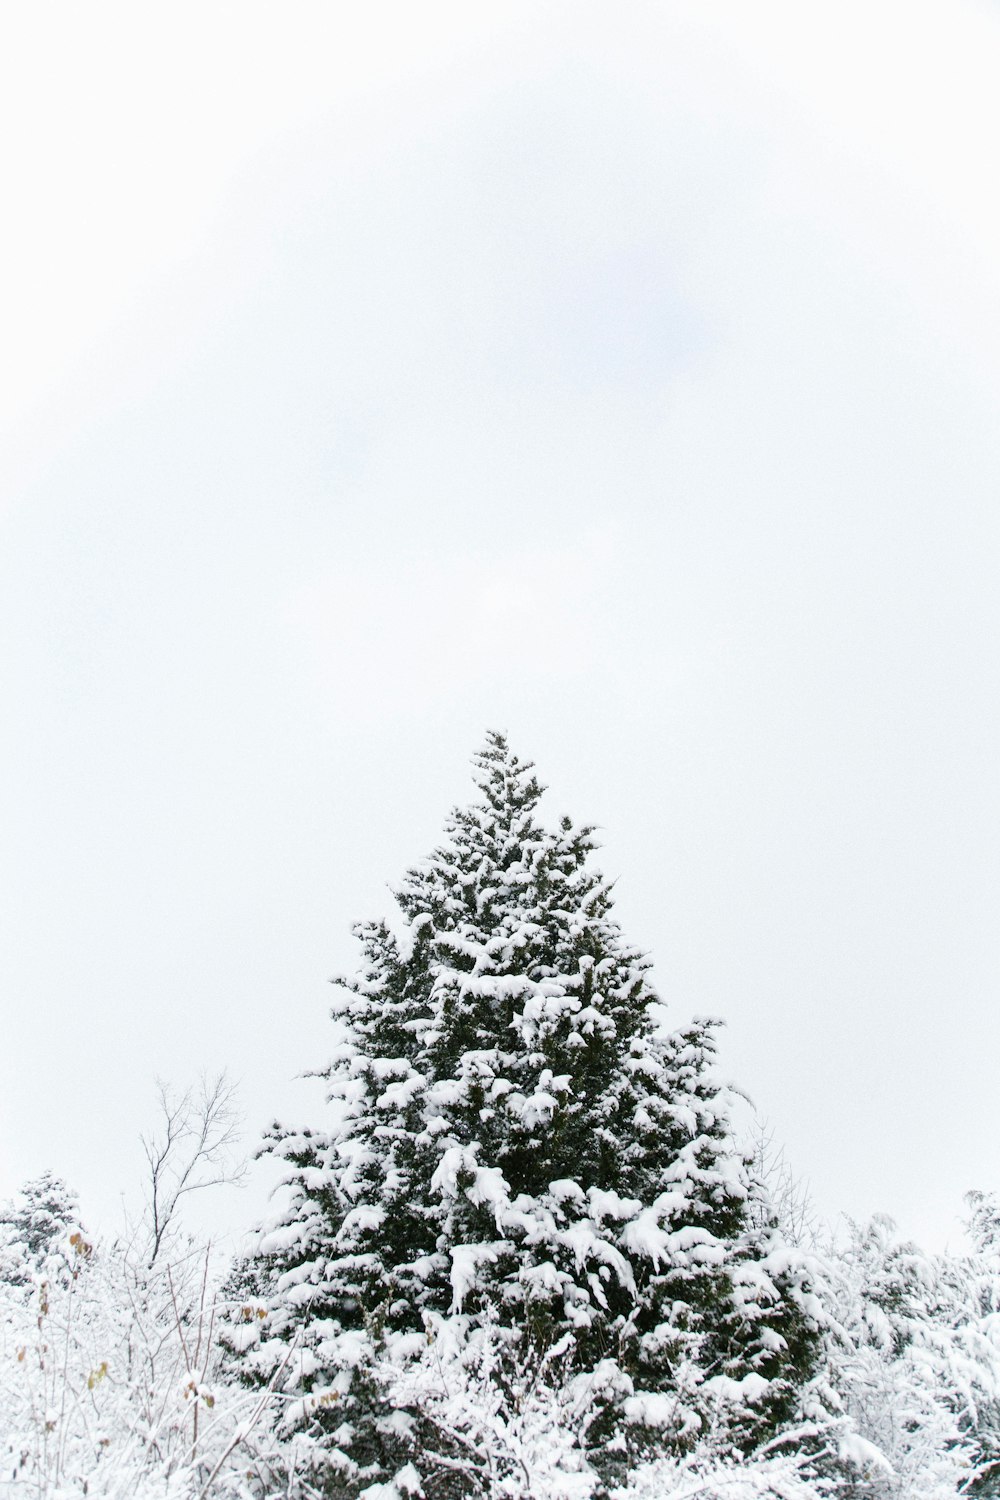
[0,1171,81,1288]
[241,734,825,1497]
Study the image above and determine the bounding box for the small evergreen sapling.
[0,1172,81,1288]
[241,734,824,1495]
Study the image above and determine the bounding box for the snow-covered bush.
[0,1082,276,1500]
[0,1220,225,1496]
[814,1211,1000,1499]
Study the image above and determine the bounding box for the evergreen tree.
[0,1171,81,1288]
[240,734,824,1496]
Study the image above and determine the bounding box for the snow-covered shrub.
[0,1084,275,1500]
[0,1221,250,1498]
[619,1448,838,1500]
[816,1212,1000,1499]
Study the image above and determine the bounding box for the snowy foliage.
[240,734,827,1495]
[0,1081,278,1500]
[815,1209,1000,1499]
[0,1173,81,1288]
[0,1186,281,1500]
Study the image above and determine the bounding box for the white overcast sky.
[2,0,1000,1251]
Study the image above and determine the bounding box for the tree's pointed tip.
[475,727,510,758]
